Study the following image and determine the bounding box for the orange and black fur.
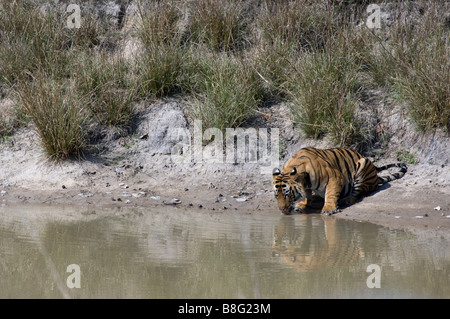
[272,147,407,215]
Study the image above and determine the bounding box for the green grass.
[391,20,449,131]
[258,0,337,51]
[0,0,448,161]
[187,0,248,51]
[18,74,87,160]
[187,50,263,131]
[133,0,185,98]
[395,149,418,165]
[251,39,297,99]
[135,0,181,47]
[284,31,365,146]
[365,2,449,131]
[0,1,70,84]
[134,42,184,98]
[74,52,135,129]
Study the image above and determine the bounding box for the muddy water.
[0,204,448,298]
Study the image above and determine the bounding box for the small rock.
[125,200,131,204]
[415,216,424,219]
[78,193,94,198]
[434,206,441,211]
[163,198,181,205]
[62,185,66,189]
[150,196,161,200]
[119,183,129,189]
[140,133,149,140]
[184,188,189,191]
[235,197,247,202]
[208,182,216,189]
[132,192,146,198]
[197,204,203,208]
[0,190,8,196]
[117,198,122,202]
[216,195,226,202]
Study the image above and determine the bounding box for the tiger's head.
[272,167,305,215]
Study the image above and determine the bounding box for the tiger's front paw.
[294,201,308,213]
[321,204,338,215]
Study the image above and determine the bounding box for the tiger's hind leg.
[354,158,378,193]
[339,158,377,208]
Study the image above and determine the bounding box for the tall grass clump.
[134,42,184,98]
[394,31,449,131]
[187,0,248,51]
[74,52,135,129]
[0,1,71,84]
[187,51,262,131]
[389,4,449,131]
[251,39,298,100]
[134,0,184,97]
[257,0,337,50]
[364,2,449,131]
[286,33,364,146]
[253,1,346,101]
[0,1,108,85]
[18,75,87,160]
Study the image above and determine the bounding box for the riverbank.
[1,116,449,237]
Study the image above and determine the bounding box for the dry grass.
[187,0,248,51]
[18,74,87,160]
[187,49,263,131]
[1,0,448,156]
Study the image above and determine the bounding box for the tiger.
[272,147,407,215]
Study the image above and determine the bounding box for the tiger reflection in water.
[272,215,364,272]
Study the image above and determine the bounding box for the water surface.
[0,204,448,298]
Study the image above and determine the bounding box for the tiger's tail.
[376,163,407,185]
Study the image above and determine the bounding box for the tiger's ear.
[290,167,297,175]
[272,168,281,176]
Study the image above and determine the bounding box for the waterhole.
[0,204,448,298]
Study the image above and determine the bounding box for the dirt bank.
[1,98,449,238]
